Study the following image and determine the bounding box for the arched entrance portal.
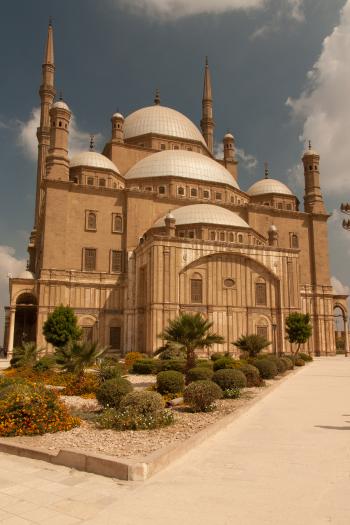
[333,305,349,356]
[14,293,37,348]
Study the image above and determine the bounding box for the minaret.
[111,112,124,143]
[200,57,214,154]
[46,97,71,181]
[34,20,56,227]
[302,141,326,214]
[223,132,235,164]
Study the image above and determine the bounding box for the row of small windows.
[189,275,267,305]
[176,229,245,243]
[83,248,124,273]
[139,184,245,205]
[263,201,293,211]
[86,212,123,233]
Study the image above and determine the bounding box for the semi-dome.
[18,270,34,280]
[124,105,206,145]
[154,204,249,228]
[70,151,120,174]
[125,150,240,189]
[247,178,293,197]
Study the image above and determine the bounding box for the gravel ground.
[3,386,270,460]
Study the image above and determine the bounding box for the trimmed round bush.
[295,358,306,367]
[213,357,235,371]
[210,352,225,361]
[213,368,247,390]
[239,363,261,387]
[132,359,158,375]
[280,357,294,370]
[195,359,214,369]
[252,358,278,379]
[120,391,164,416]
[299,352,313,362]
[187,367,214,382]
[98,406,174,431]
[0,382,79,436]
[267,355,288,374]
[96,378,133,408]
[184,380,223,412]
[156,371,184,395]
[157,360,186,373]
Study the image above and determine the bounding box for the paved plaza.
[0,357,349,524]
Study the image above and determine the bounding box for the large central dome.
[125,150,239,189]
[124,105,206,145]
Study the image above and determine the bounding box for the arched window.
[291,233,299,249]
[190,273,203,303]
[190,188,198,197]
[87,212,97,231]
[229,232,234,242]
[113,214,123,233]
[87,177,94,186]
[178,186,185,196]
[99,179,106,187]
[256,278,267,306]
[158,186,166,195]
[238,234,243,243]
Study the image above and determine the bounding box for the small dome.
[124,105,206,145]
[18,270,34,280]
[166,211,175,220]
[224,132,234,140]
[70,151,120,174]
[269,224,277,232]
[112,112,124,120]
[247,178,293,197]
[125,150,239,189]
[154,204,249,228]
[52,100,70,112]
[302,148,319,158]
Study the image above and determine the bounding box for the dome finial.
[205,55,209,66]
[154,88,161,105]
[59,90,63,101]
[264,161,269,179]
[89,134,95,151]
[308,139,312,150]
[49,16,53,27]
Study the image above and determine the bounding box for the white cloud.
[18,108,102,161]
[117,0,304,20]
[287,1,350,195]
[236,147,258,170]
[251,0,304,39]
[331,275,350,295]
[0,246,26,343]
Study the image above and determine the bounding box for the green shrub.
[97,406,174,431]
[157,346,186,360]
[0,381,79,436]
[213,368,247,390]
[195,359,214,369]
[267,355,288,374]
[156,371,184,395]
[132,359,158,375]
[210,352,225,361]
[124,352,144,369]
[187,367,214,382]
[280,357,294,370]
[96,378,133,408]
[223,388,241,399]
[213,357,235,371]
[239,363,261,387]
[33,355,56,372]
[183,380,222,412]
[294,358,306,367]
[157,360,186,373]
[120,391,165,416]
[299,352,313,362]
[97,361,122,382]
[252,358,278,379]
[233,334,271,358]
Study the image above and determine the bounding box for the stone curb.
[0,366,304,481]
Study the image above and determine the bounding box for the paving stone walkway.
[0,357,349,524]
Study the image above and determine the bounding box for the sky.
[0,0,350,341]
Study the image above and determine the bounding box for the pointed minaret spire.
[200,57,214,154]
[264,161,269,179]
[44,18,54,66]
[154,88,161,105]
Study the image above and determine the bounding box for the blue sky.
[0,0,350,339]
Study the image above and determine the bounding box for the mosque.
[3,22,349,357]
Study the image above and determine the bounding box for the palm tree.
[54,341,108,378]
[10,342,41,369]
[160,313,224,372]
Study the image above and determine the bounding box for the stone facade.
[4,23,348,357]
